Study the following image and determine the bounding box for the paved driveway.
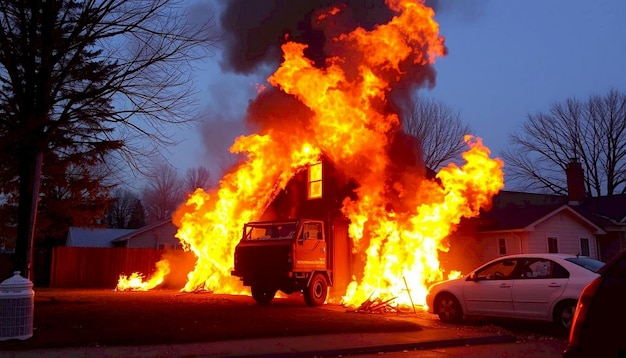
[1,288,429,351]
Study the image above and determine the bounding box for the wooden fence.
[50,247,194,288]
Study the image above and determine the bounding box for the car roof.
[480,253,604,273]
[491,253,581,260]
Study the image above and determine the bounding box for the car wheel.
[553,299,577,333]
[251,285,276,305]
[304,274,328,306]
[435,293,463,323]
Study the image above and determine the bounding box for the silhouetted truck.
[231,219,331,306]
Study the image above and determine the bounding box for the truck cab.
[231,219,331,306]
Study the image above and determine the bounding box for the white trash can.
[0,271,34,341]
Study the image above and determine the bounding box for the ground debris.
[346,295,406,314]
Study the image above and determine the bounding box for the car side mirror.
[467,272,477,281]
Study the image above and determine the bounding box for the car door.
[463,258,516,316]
[512,258,568,319]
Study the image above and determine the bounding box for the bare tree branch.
[0,0,220,276]
[403,96,471,171]
[183,166,212,194]
[141,161,183,223]
[503,88,626,196]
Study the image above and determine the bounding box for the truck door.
[293,221,327,271]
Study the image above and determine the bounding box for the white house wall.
[127,224,180,249]
[529,211,598,259]
[479,232,529,263]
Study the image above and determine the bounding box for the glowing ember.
[116,0,504,311]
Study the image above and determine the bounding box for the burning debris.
[349,277,419,314]
[116,0,504,310]
[352,296,400,314]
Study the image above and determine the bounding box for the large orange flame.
[116,0,504,309]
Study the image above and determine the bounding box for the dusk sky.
[165,0,626,190]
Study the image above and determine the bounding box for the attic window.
[308,161,322,199]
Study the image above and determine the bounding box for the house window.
[308,161,323,199]
[579,238,590,256]
[498,238,507,255]
[547,237,559,253]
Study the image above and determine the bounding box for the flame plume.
[117,0,504,309]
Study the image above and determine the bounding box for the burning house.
[117,0,505,308]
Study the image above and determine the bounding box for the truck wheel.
[304,274,328,306]
[251,286,276,305]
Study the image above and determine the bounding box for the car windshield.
[565,256,605,273]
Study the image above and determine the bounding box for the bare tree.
[502,88,626,196]
[141,162,184,224]
[404,97,471,171]
[106,188,144,229]
[0,0,219,276]
[183,166,212,194]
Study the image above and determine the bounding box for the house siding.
[126,224,180,249]
[529,211,598,259]
[479,232,528,263]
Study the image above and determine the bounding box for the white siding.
[126,222,180,249]
[527,211,598,259]
[127,233,157,248]
[479,232,528,263]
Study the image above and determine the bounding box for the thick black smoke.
[219,0,395,75]
[219,1,448,126]
[218,0,447,178]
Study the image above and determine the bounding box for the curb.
[246,334,518,358]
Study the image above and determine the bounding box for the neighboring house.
[111,220,181,249]
[66,227,136,248]
[66,220,181,249]
[445,159,626,273]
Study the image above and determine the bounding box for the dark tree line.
[105,164,213,229]
[0,0,218,278]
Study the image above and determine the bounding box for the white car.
[425,253,604,332]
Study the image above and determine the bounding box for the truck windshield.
[244,222,297,241]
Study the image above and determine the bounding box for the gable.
[525,205,605,234]
[111,220,180,248]
[478,204,605,235]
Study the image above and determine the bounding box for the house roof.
[575,194,626,225]
[475,190,625,234]
[66,227,136,247]
[111,219,173,243]
[477,191,566,232]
